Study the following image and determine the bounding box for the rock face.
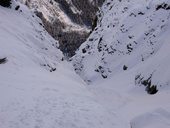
[22,0,105,57]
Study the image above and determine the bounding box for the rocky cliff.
[21,0,104,57]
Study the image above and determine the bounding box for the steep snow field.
[0,2,118,128]
[1,0,170,128]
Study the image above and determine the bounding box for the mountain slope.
[1,0,170,128]
[72,0,170,127]
[73,0,170,93]
[0,2,119,128]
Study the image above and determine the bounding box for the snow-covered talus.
[19,0,105,57]
[0,1,119,128]
[73,0,170,94]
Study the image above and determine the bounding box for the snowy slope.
[1,1,170,128]
[0,2,119,128]
[73,0,170,92]
[72,0,170,127]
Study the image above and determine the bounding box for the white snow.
[0,2,117,128]
[1,0,170,128]
[72,0,170,127]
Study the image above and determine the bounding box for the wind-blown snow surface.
[0,2,118,128]
[72,0,170,127]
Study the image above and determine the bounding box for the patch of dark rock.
[50,0,53,5]
[123,65,128,70]
[106,2,111,6]
[128,35,134,39]
[138,12,145,15]
[95,66,108,79]
[50,68,56,72]
[98,37,103,52]
[82,48,86,53]
[89,38,94,41]
[95,69,99,72]
[15,5,20,10]
[156,3,170,11]
[39,23,43,26]
[146,84,158,95]
[0,57,7,64]
[127,44,133,53]
[135,74,158,95]
[102,74,107,79]
[129,13,136,17]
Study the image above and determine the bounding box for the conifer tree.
[0,0,11,7]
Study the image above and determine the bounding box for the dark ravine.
[24,0,105,57]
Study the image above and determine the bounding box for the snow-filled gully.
[1,0,170,128]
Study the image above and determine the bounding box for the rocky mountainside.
[20,0,105,57]
[73,0,170,94]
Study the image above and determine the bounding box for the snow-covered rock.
[73,0,170,93]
